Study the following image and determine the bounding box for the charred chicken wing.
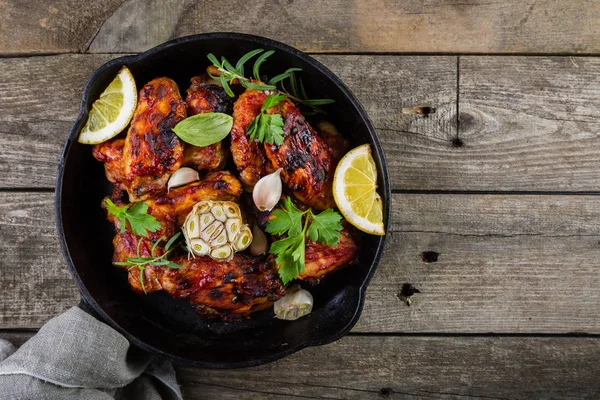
[264,99,336,210]
[122,77,187,201]
[230,89,271,190]
[182,74,231,172]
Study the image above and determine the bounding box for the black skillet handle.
[78,297,102,320]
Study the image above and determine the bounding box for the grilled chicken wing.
[122,77,187,201]
[93,138,129,192]
[300,229,359,283]
[182,74,231,171]
[264,99,335,210]
[230,89,272,190]
[161,254,284,320]
[107,171,283,318]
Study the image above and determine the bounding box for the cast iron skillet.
[55,33,390,368]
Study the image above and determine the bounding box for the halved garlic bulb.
[167,167,199,192]
[274,285,313,320]
[253,168,283,211]
[183,200,253,262]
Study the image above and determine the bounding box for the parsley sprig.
[114,232,184,294]
[206,49,334,114]
[106,199,162,237]
[266,197,343,284]
[247,93,286,145]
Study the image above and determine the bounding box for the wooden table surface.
[1,1,600,398]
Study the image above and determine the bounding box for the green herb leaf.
[253,50,275,80]
[240,80,277,91]
[164,232,181,251]
[235,48,264,76]
[267,197,344,283]
[307,208,343,247]
[106,199,161,237]
[172,112,233,147]
[267,67,303,86]
[261,93,286,111]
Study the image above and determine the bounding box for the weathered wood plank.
[3,0,599,54]
[455,56,600,191]
[0,54,457,189]
[176,336,600,399]
[0,0,122,55]
[3,192,600,333]
[2,332,598,399]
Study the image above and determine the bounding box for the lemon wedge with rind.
[78,66,137,144]
[333,144,385,236]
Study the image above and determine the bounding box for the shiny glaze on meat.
[230,89,271,190]
[161,254,284,321]
[93,138,129,192]
[182,74,231,172]
[300,229,359,284]
[122,77,187,201]
[264,99,335,210]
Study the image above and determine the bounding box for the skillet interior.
[56,33,390,368]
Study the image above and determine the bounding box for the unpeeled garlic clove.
[253,168,283,211]
[250,223,268,256]
[167,167,199,192]
[274,285,313,320]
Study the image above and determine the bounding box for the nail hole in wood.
[451,137,464,147]
[421,251,439,263]
[402,106,435,117]
[398,283,421,306]
[379,388,392,398]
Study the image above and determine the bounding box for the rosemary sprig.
[114,232,184,294]
[206,49,334,114]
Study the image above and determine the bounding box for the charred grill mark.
[208,288,223,300]
[215,180,227,189]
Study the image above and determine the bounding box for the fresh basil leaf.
[172,112,233,146]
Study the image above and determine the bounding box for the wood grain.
[454,56,600,191]
[0,0,122,55]
[0,54,457,190]
[176,336,600,399]
[3,192,600,333]
[2,331,598,399]
[2,0,599,54]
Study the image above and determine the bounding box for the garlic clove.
[167,167,199,192]
[211,204,227,222]
[195,201,211,214]
[234,225,253,251]
[274,285,313,320]
[224,202,240,218]
[211,228,228,247]
[185,213,200,238]
[252,168,283,211]
[199,212,215,231]
[210,244,233,261]
[250,223,268,256]
[190,238,210,256]
[225,218,242,242]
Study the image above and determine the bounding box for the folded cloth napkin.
[0,307,183,400]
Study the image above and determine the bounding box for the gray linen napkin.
[0,307,183,400]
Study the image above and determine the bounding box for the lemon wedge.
[78,66,137,144]
[333,144,385,235]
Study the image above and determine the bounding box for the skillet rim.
[55,32,391,368]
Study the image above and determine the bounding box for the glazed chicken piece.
[122,77,187,201]
[230,88,336,209]
[230,89,272,190]
[182,74,232,171]
[108,171,284,319]
[92,138,129,193]
[264,98,336,210]
[300,229,359,284]
[161,254,284,321]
